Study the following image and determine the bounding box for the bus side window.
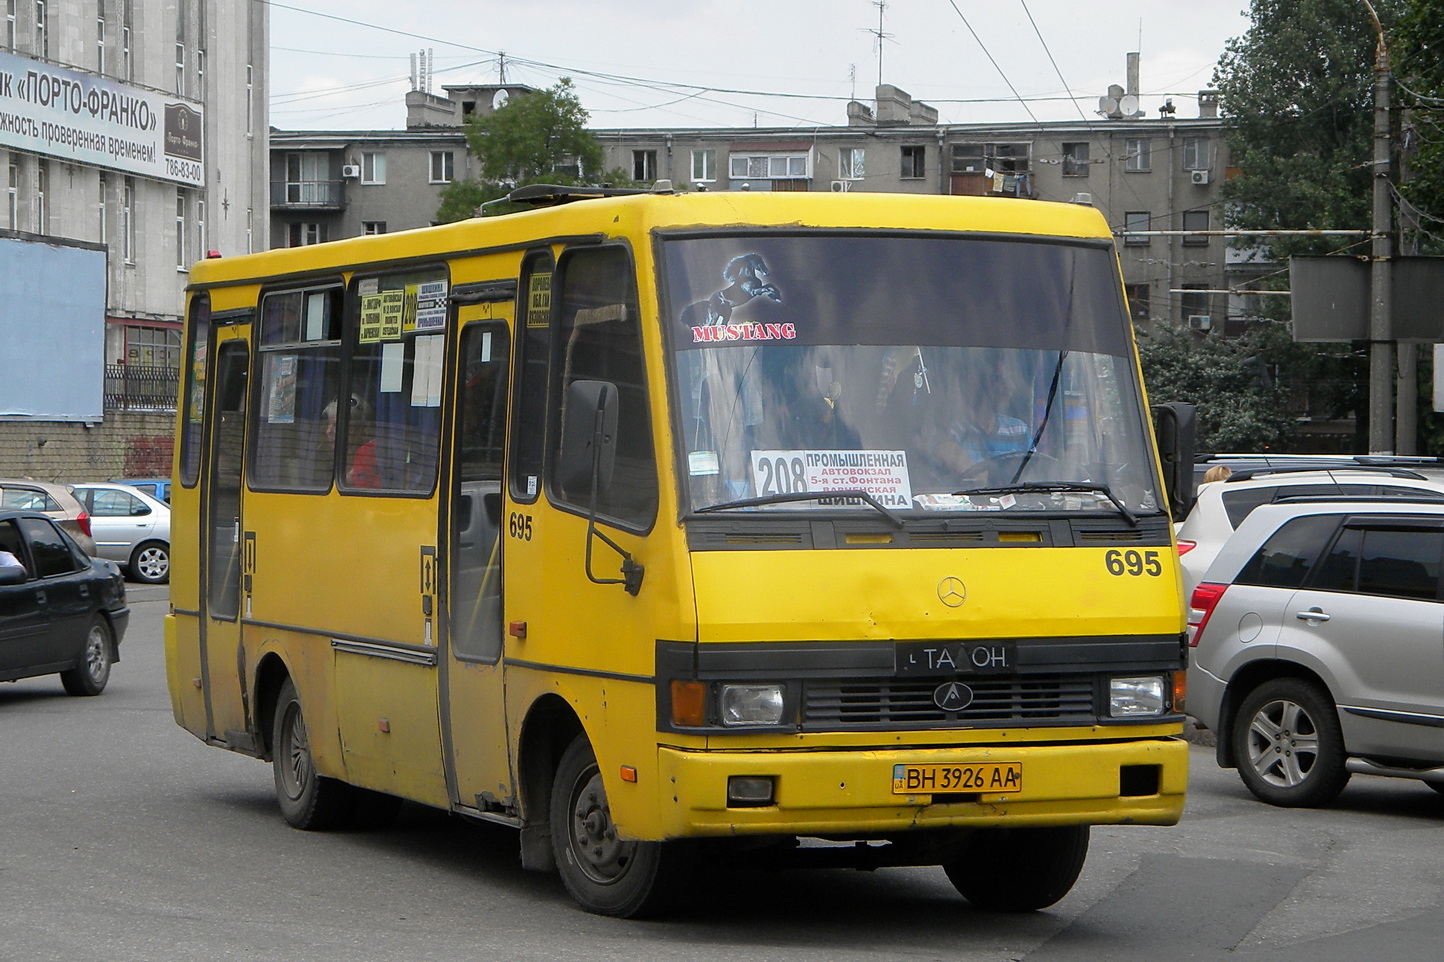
[510,251,554,504]
[251,287,343,492]
[343,270,447,495]
[550,246,658,528]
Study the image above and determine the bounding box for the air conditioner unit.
[830,179,852,193]
[1190,169,1210,185]
[341,165,361,179]
[1187,314,1212,331]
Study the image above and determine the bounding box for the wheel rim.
[1245,697,1321,788]
[566,764,636,885]
[135,546,169,581]
[83,625,108,682]
[279,702,313,802]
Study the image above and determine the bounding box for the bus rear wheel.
[272,678,356,830]
[943,825,1089,911]
[550,734,689,918]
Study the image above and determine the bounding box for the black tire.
[129,540,170,585]
[272,678,356,830]
[943,825,1089,912]
[550,734,690,917]
[1231,677,1349,808]
[60,616,113,696]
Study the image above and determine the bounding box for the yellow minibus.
[167,186,1190,917]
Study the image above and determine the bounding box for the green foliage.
[1215,0,1401,257]
[1394,0,1444,254]
[1138,325,1299,451]
[461,78,603,188]
[434,178,505,224]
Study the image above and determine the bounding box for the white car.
[72,482,171,585]
[1176,468,1444,597]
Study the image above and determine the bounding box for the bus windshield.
[661,232,1162,518]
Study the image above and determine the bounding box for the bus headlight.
[1109,675,1166,717]
[719,684,785,727]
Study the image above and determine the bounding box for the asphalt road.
[3,585,1442,962]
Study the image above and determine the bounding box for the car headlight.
[719,684,785,727]
[1109,675,1167,717]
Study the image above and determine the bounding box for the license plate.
[896,640,1015,675]
[892,762,1022,795]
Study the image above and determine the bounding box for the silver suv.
[1187,499,1444,807]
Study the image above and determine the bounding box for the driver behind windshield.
[930,364,1030,477]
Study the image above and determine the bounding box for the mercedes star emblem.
[937,576,966,607]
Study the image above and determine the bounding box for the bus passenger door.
[200,337,250,743]
[443,312,515,814]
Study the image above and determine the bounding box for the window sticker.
[411,335,444,407]
[414,279,448,331]
[360,293,383,344]
[749,449,912,507]
[379,341,404,393]
[527,272,552,329]
[379,289,404,340]
[682,252,789,345]
[689,450,720,477]
[264,354,297,424]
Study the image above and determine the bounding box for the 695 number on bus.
[1104,548,1162,577]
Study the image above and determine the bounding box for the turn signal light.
[670,681,706,727]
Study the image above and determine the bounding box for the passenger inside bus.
[324,394,381,489]
[929,364,1031,479]
[755,346,859,450]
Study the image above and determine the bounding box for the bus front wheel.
[550,734,689,918]
[943,825,1089,911]
[272,678,356,830]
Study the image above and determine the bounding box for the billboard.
[0,235,106,421]
[0,52,203,187]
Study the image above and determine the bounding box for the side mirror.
[559,379,618,499]
[0,565,26,586]
[1152,402,1197,520]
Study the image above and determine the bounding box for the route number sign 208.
[1104,548,1162,577]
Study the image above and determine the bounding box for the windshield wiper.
[694,489,905,528]
[951,481,1139,527]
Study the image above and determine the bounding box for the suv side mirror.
[1152,402,1197,519]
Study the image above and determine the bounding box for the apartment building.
[1,0,267,479]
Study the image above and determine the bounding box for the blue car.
[109,478,171,504]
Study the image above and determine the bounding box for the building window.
[8,161,18,228]
[632,149,657,182]
[6,0,14,51]
[429,151,454,184]
[690,148,715,183]
[1125,284,1150,321]
[195,48,204,95]
[1182,208,1210,246]
[33,0,45,59]
[362,221,387,235]
[96,2,106,73]
[122,176,135,263]
[1181,284,1211,323]
[362,152,386,184]
[838,147,864,180]
[900,145,925,179]
[97,173,107,242]
[120,0,131,79]
[1183,136,1211,171]
[1123,211,1151,245]
[1062,142,1089,177]
[728,152,810,180]
[950,142,1030,174]
[196,197,205,261]
[174,41,185,95]
[35,159,46,232]
[287,222,328,247]
[246,207,253,254]
[175,191,187,269]
[1125,138,1151,172]
[245,62,253,136]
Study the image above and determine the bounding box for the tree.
[1394,0,1444,254]
[435,79,631,223]
[1138,324,1298,452]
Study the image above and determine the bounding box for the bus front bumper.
[646,736,1187,839]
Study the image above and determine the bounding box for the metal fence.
[105,364,179,412]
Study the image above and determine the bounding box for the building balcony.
[270,180,346,210]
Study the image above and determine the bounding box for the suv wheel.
[1231,677,1349,807]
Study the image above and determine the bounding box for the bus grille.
[802,675,1096,729]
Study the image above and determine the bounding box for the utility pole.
[1365,1,1394,453]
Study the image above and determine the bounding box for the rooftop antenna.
[866,1,894,87]
[498,51,507,85]
[849,63,856,101]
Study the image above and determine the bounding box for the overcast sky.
[268,0,1253,132]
